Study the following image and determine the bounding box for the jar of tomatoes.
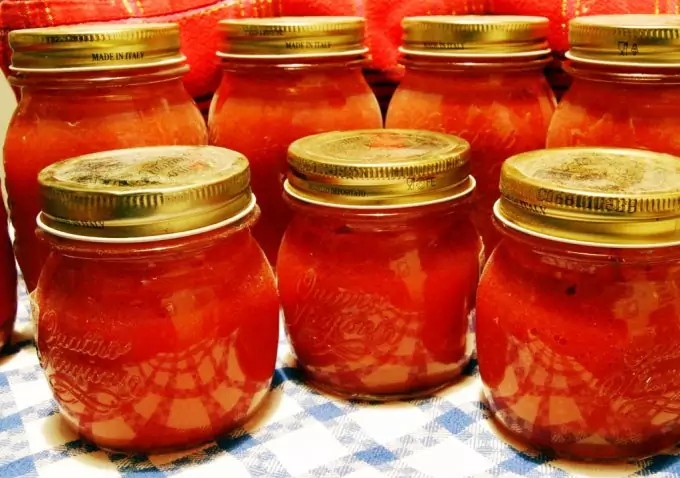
[33,146,279,452]
[547,15,680,154]
[0,206,17,351]
[209,17,383,264]
[278,130,482,400]
[477,147,680,460]
[386,16,556,255]
[4,24,208,292]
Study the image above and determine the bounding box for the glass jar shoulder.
[387,68,555,136]
[4,82,207,173]
[278,204,481,292]
[546,78,680,153]
[209,67,382,139]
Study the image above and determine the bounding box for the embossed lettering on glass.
[33,146,279,453]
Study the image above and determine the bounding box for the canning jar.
[33,146,279,453]
[547,15,680,155]
[477,147,680,460]
[278,130,482,400]
[0,206,16,351]
[4,24,208,292]
[209,17,383,264]
[386,16,556,254]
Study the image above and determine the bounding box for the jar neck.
[40,207,259,259]
[286,195,472,232]
[565,60,680,85]
[10,64,189,90]
[401,54,551,73]
[218,56,368,73]
[497,219,680,267]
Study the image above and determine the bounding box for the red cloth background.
[1,0,677,101]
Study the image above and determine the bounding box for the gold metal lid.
[285,129,474,208]
[38,146,254,242]
[9,23,185,72]
[401,15,550,58]
[567,14,680,67]
[495,147,680,248]
[217,17,368,59]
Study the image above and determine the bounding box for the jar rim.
[284,177,476,210]
[398,54,552,72]
[494,200,680,249]
[38,195,257,244]
[564,60,680,84]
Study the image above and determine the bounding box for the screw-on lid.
[568,14,680,67]
[9,24,185,72]
[285,129,474,209]
[496,147,680,247]
[401,15,550,58]
[38,146,254,242]
[217,17,368,59]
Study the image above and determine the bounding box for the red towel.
[491,0,678,54]
[0,0,278,101]
[2,0,674,100]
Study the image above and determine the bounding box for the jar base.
[486,398,680,462]
[57,388,273,454]
[299,359,471,402]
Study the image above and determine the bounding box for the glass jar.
[547,15,680,154]
[3,24,208,292]
[386,16,556,255]
[33,146,279,453]
[209,17,383,264]
[0,206,17,351]
[477,147,680,460]
[278,130,482,399]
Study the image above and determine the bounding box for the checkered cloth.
[1,284,679,477]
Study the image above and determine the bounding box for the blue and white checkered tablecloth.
[1,284,680,478]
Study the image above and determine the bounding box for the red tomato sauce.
[4,75,208,292]
[208,67,383,264]
[477,229,680,460]
[35,222,278,452]
[546,72,680,155]
[278,201,481,399]
[386,69,556,253]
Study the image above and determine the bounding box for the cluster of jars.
[1,14,680,461]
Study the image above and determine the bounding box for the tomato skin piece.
[278,200,482,400]
[386,68,556,254]
[35,214,279,453]
[209,66,382,265]
[477,227,680,461]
